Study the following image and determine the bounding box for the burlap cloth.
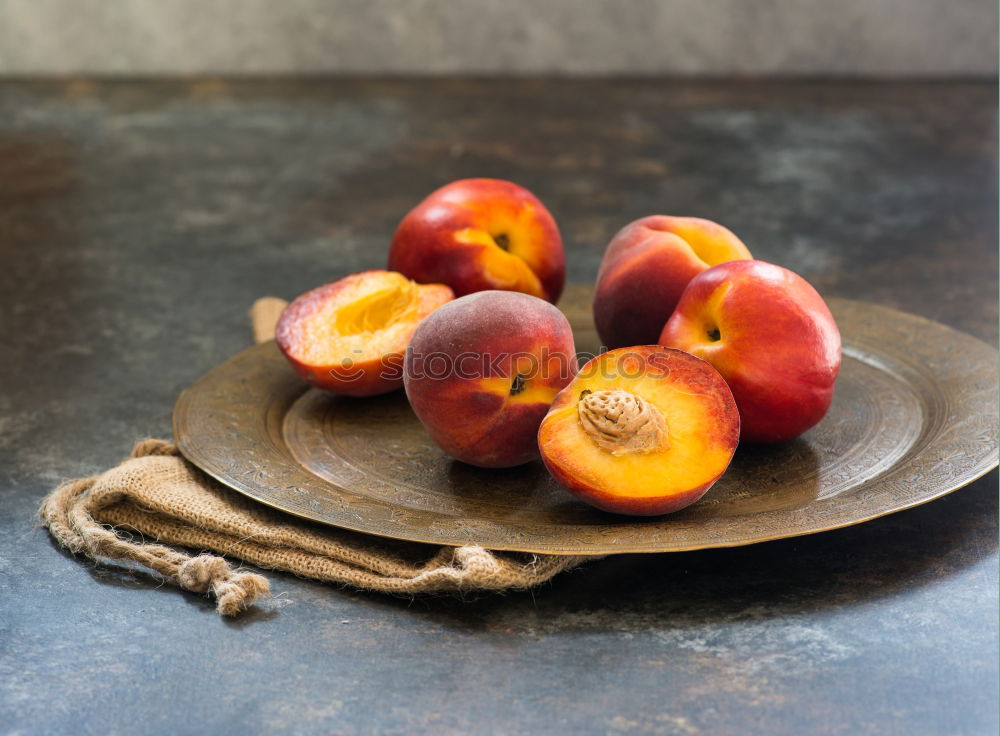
[39,298,598,616]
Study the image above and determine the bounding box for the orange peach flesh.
[283,273,445,364]
[277,271,453,394]
[538,348,738,514]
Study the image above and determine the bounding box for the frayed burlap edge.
[39,439,594,616]
[39,440,272,616]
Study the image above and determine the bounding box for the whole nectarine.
[593,216,752,348]
[404,290,576,468]
[659,260,841,443]
[388,178,565,303]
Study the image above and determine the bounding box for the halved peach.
[538,346,739,515]
[276,270,453,396]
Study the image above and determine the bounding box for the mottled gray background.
[0,0,996,76]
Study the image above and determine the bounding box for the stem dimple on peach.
[577,389,670,456]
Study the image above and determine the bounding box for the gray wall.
[0,0,996,76]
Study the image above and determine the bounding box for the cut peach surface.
[276,270,453,396]
[538,346,739,516]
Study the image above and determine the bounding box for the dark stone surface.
[0,79,996,736]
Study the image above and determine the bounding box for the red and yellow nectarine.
[659,260,841,443]
[593,216,752,348]
[388,178,565,303]
[404,290,577,468]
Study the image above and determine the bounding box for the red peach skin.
[594,216,752,348]
[388,178,565,303]
[659,260,841,443]
[404,290,577,468]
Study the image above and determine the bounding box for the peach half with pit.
[276,270,453,397]
[538,346,740,516]
[403,290,577,468]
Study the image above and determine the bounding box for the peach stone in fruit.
[538,346,739,516]
[593,216,752,348]
[276,270,453,397]
[577,389,670,455]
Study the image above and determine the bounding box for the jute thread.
[38,298,598,616]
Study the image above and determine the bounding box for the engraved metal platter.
[174,287,999,554]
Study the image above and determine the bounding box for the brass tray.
[174,288,998,554]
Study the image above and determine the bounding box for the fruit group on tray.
[538,346,740,515]
[659,260,841,443]
[593,216,752,349]
[404,290,577,468]
[388,178,566,303]
[275,178,844,512]
[276,270,453,397]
